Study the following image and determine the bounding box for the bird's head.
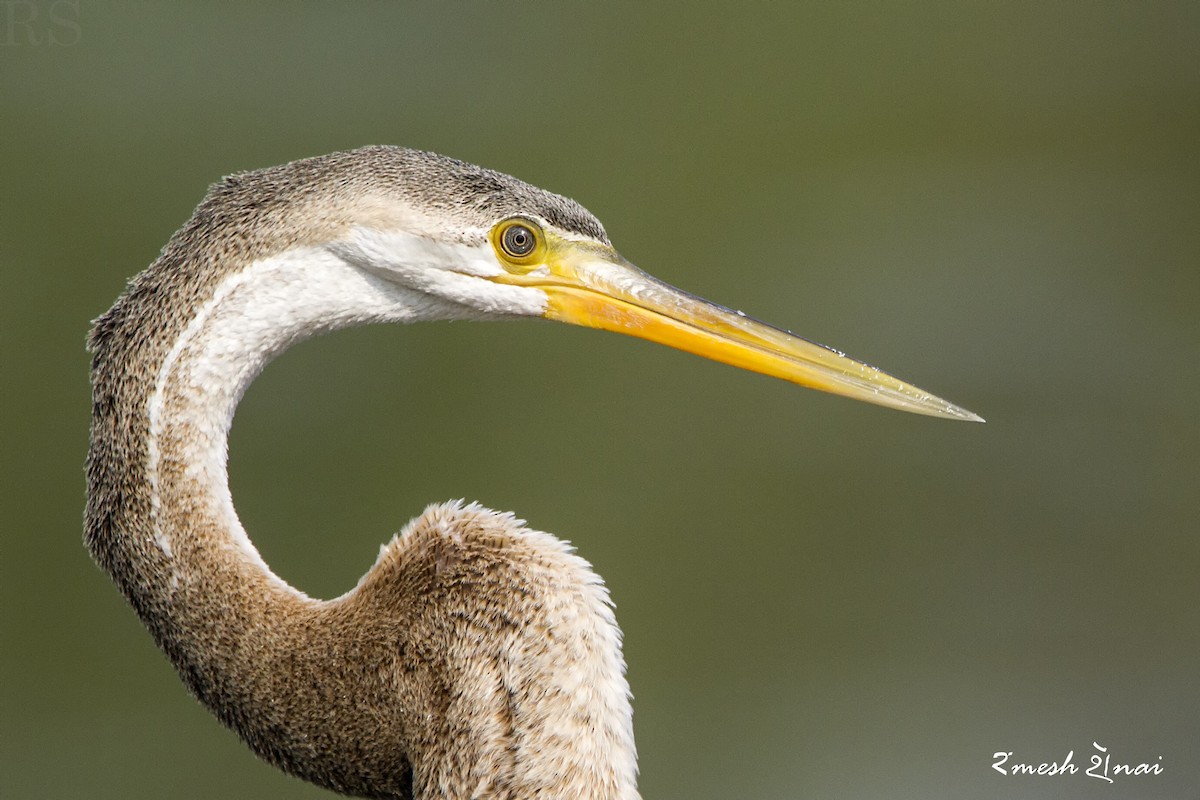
[322,147,980,421]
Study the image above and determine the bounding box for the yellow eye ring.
[491,217,546,272]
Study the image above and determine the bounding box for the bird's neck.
[86,243,639,799]
[88,245,434,794]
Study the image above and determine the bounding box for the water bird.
[85,146,980,799]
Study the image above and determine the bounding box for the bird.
[85,145,981,800]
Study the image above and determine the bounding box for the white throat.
[146,244,487,578]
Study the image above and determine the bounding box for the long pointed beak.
[494,242,982,422]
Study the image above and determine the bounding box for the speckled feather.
[85,147,635,800]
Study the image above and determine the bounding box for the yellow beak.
[493,238,982,422]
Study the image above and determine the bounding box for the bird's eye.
[490,217,546,272]
[501,223,537,258]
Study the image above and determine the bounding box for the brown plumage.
[87,147,637,799]
[86,145,978,800]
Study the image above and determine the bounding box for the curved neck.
[86,244,639,799]
[89,246,433,795]
[146,246,427,592]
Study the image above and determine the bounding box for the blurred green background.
[2,3,1198,798]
